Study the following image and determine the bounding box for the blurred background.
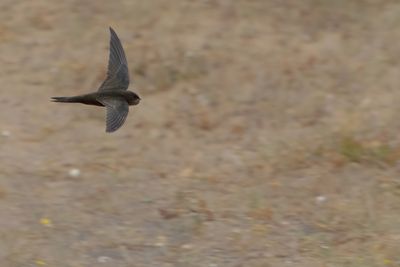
[0,0,400,266]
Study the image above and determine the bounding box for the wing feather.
[98,27,130,91]
[97,97,129,132]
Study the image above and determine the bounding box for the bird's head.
[127,91,141,105]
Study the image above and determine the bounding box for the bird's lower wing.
[97,97,129,133]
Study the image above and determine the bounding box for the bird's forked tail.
[51,96,77,103]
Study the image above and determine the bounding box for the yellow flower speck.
[35,259,47,266]
[40,218,52,227]
[384,259,392,265]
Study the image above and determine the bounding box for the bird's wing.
[98,27,130,91]
[97,97,129,132]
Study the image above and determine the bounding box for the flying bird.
[51,27,140,133]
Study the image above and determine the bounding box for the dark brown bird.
[51,27,140,133]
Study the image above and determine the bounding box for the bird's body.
[52,90,140,106]
[51,27,140,132]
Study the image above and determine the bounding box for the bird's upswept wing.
[97,96,129,132]
[98,27,130,91]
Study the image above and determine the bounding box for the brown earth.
[1,1,400,266]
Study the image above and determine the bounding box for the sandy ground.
[1,0,400,266]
